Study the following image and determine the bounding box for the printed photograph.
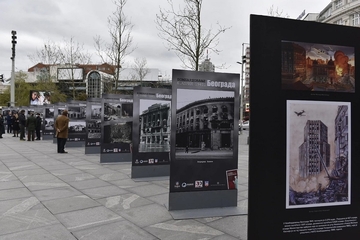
[103,122,132,144]
[45,108,54,118]
[87,120,101,139]
[281,41,355,92]
[103,102,132,121]
[139,99,171,152]
[44,118,54,131]
[68,106,86,120]
[175,89,235,159]
[90,105,102,119]
[286,100,350,208]
[68,121,86,133]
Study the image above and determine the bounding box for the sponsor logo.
[175,182,180,188]
[140,160,143,164]
[149,159,154,164]
[181,182,187,188]
[204,181,209,187]
[113,148,118,152]
[135,159,139,164]
[195,180,203,188]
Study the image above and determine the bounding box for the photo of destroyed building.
[287,100,350,208]
[90,105,101,119]
[68,106,86,119]
[87,120,101,139]
[104,102,133,121]
[175,89,234,158]
[139,101,171,152]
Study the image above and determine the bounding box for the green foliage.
[0,71,67,107]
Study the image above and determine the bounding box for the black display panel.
[131,87,171,178]
[248,15,360,240]
[169,69,239,210]
[100,94,133,163]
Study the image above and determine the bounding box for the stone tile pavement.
[0,132,249,240]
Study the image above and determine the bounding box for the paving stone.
[81,185,129,199]
[96,193,153,212]
[72,220,157,240]
[67,178,111,190]
[42,195,101,214]
[128,184,169,197]
[32,186,82,201]
[57,172,96,182]
[119,203,173,228]
[55,206,123,231]
[0,188,33,201]
[0,180,24,190]
[0,223,77,240]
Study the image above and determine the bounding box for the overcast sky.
[0,0,330,79]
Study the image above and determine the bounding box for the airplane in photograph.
[294,110,305,116]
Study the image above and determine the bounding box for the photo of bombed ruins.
[286,100,350,209]
[281,41,355,92]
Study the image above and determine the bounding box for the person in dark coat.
[35,113,42,140]
[0,114,4,138]
[12,113,20,137]
[19,110,26,141]
[6,112,12,134]
[26,112,36,141]
[55,110,69,153]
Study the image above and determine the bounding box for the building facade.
[299,120,330,178]
[139,103,171,145]
[176,97,234,150]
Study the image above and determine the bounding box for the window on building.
[353,13,360,26]
[334,0,343,9]
[335,19,343,25]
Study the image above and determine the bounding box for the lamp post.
[236,61,244,132]
[10,30,17,107]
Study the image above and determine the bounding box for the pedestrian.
[12,113,20,137]
[55,110,69,153]
[26,112,36,141]
[0,114,4,138]
[35,113,42,140]
[6,112,12,134]
[19,110,26,141]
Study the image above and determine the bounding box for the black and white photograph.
[90,105,101,119]
[175,88,235,159]
[103,102,123,121]
[286,100,351,209]
[57,107,66,117]
[67,106,86,120]
[68,121,86,134]
[44,118,54,131]
[45,108,54,118]
[103,122,132,144]
[139,99,171,153]
[87,120,101,139]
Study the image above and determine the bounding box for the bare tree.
[28,40,61,82]
[130,57,151,86]
[94,0,135,93]
[58,37,92,99]
[267,5,289,18]
[156,0,230,71]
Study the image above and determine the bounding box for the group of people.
[30,91,51,105]
[1,110,42,141]
[0,109,69,154]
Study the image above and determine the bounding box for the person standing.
[26,112,36,141]
[35,113,42,140]
[19,110,26,141]
[6,112,12,134]
[12,113,20,137]
[55,110,69,153]
[0,114,4,138]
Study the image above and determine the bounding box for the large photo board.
[85,98,102,154]
[169,69,239,210]
[249,15,360,240]
[132,87,171,178]
[100,94,133,163]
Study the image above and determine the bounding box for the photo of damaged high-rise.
[286,100,350,208]
[281,41,355,92]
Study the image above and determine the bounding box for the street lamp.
[236,61,244,129]
[10,30,17,107]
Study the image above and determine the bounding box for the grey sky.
[0,0,330,79]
